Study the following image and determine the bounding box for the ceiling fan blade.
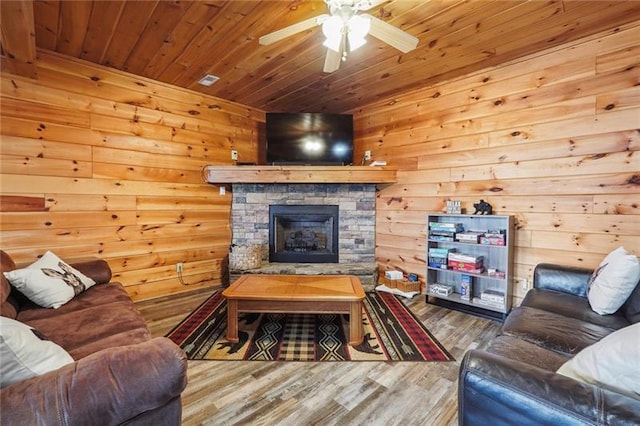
[363,14,418,53]
[323,46,342,73]
[259,14,328,46]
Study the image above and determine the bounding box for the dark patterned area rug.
[166,291,454,362]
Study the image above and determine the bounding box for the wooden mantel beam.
[1,0,37,79]
[202,165,397,184]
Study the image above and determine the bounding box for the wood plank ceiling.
[3,0,640,113]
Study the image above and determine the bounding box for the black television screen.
[266,113,353,165]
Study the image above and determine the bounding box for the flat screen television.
[265,113,353,165]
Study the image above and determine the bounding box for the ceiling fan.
[259,0,419,73]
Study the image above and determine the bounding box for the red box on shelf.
[448,259,484,274]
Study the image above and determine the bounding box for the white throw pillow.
[3,251,96,309]
[587,246,640,315]
[0,317,74,388]
[557,323,640,398]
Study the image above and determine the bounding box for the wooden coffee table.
[222,274,366,346]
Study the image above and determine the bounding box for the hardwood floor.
[136,288,501,426]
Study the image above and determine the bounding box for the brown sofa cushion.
[486,334,571,372]
[501,306,617,356]
[521,288,630,330]
[18,282,151,360]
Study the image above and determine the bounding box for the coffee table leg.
[226,299,239,342]
[349,301,363,346]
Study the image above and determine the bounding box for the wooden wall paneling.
[0,96,90,127]
[596,44,640,74]
[449,151,638,181]
[127,271,223,301]
[514,246,606,270]
[1,225,135,248]
[486,108,640,147]
[0,116,103,145]
[355,22,640,133]
[596,87,640,113]
[45,194,136,211]
[91,162,203,184]
[593,195,640,215]
[1,174,220,197]
[92,145,211,172]
[107,247,228,274]
[135,209,231,226]
[112,258,223,287]
[0,135,92,160]
[0,210,137,231]
[418,131,640,169]
[136,195,230,211]
[36,49,265,122]
[1,53,262,301]
[531,231,639,256]
[0,154,92,178]
[355,23,640,307]
[0,195,45,212]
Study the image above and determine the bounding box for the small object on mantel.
[369,160,387,166]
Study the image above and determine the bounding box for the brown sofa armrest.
[70,259,112,285]
[0,337,188,425]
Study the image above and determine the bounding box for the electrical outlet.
[231,150,238,160]
[519,278,529,291]
[176,263,183,274]
[364,150,372,160]
[219,186,226,196]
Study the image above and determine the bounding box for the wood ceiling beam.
[0,0,37,79]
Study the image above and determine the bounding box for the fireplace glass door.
[269,205,339,263]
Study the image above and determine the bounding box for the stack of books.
[473,289,505,308]
[456,232,483,244]
[428,222,464,242]
[479,229,506,246]
[428,248,454,269]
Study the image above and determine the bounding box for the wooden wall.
[0,50,263,301]
[354,23,640,305]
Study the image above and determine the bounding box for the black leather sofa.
[458,263,640,425]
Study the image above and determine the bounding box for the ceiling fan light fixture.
[322,15,344,52]
[347,15,369,51]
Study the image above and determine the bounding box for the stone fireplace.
[230,183,378,288]
[231,183,376,262]
[269,204,339,263]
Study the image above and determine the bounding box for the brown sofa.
[0,250,188,425]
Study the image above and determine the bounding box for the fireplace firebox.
[269,205,339,263]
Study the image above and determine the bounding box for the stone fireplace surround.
[230,183,378,289]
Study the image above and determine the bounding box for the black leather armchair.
[458,263,640,425]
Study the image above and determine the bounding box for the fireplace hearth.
[269,204,339,263]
